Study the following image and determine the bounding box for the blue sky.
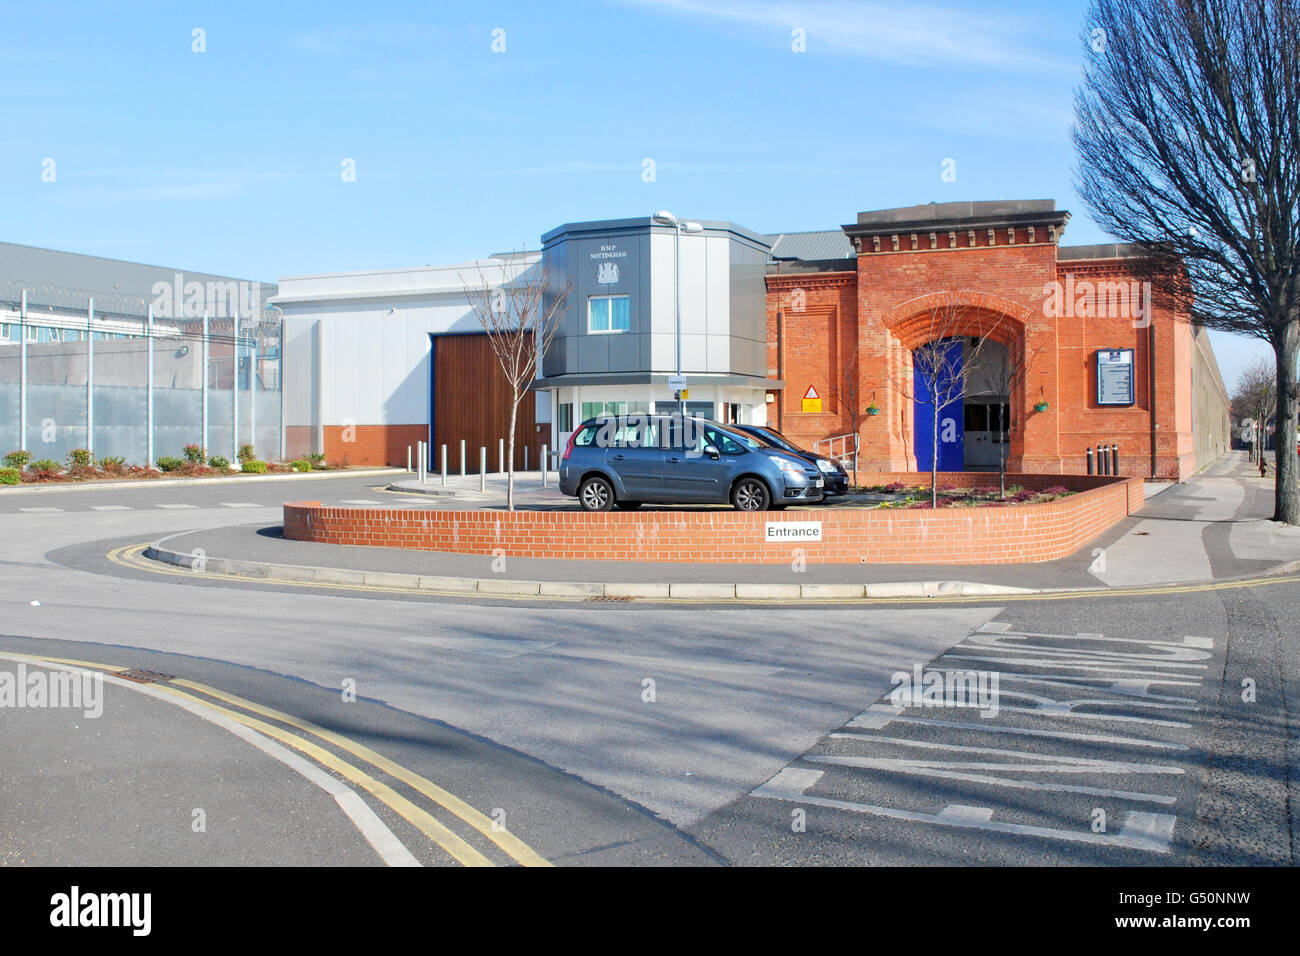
[0,0,1270,387]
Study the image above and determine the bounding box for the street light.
[652,210,703,418]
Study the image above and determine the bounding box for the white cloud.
[628,0,1068,71]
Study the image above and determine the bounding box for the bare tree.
[461,255,571,511]
[890,293,1003,507]
[1235,356,1278,464]
[1073,0,1300,523]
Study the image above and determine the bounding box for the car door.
[603,417,664,499]
[661,421,746,502]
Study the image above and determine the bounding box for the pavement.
[136,452,1300,599]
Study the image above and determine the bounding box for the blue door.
[913,341,965,472]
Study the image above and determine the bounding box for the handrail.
[813,432,859,471]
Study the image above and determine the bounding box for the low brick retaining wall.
[282,473,1144,565]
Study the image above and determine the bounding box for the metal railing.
[814,432,859,471]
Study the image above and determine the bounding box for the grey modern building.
[536,216,776,440]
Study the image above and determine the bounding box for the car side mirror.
[704,444,720,459]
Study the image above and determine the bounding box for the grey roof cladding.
[764,230,854,261]
[0,240,276,316]
[855,200,1058,225]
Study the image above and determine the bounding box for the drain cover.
[116,668,176,684]
[584,595,634,602]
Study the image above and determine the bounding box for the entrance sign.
[765,521,822,541]
[801,385,822,414]
[1097,349,1135,406]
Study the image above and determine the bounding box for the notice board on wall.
[1096,349,1135,406]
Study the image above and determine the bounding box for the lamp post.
[652,211,703,418]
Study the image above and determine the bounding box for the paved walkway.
[146,452,1300,594]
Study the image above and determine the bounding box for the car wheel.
[615,500,642,510]
[731,477,772,511]
[578,476,615,512]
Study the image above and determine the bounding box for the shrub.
[156,456,185,473]
[1010,489,1037,503]
[308,452,326,467]
[237,444,256,464]
[3,450,32,471]
[183,443,207,464]
[99,456,126,475]
[291,459,312,472]
[241,459,268,474]
[28,459,61,480]
[66,448,94,470]
[0,467,20,485]
[1042,485,1070,497]
[208,455,231,470]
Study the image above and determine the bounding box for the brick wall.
[323,424,427,467]
[765,230,1207,480]
[283,473,1142,565]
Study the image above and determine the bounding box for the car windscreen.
[756,428,805,454]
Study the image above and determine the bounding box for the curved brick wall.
[282,473,1144,565]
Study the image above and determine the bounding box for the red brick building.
[765,200,1230,480]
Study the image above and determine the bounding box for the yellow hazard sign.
[801,385,822,414]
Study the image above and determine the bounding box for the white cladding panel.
[275,255,538,426]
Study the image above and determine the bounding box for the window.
[557,403,574,433]
[581,400,649,421]
[610,420,658,448]
[701,425,747,455]
[588,295,630,334]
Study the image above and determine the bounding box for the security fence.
[0,282,282,468]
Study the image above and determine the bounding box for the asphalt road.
[1,470,1296,866]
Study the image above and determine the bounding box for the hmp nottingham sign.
[591,243,627,284]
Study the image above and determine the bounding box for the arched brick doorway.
[880,291,1032,473]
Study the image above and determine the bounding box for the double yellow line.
[16,652,550,868]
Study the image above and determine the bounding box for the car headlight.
[775,457,805,479]
[816,459,835,473]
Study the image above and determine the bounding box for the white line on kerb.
[156,504,199,510]
[0,652,420,868]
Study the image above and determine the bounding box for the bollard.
[524,445,529,471]
[1111,443,1119,476]
[407,445,412,474]
[460,439,466,477]
[441,444,447,487]
[480,447,487,492]
[1086,446,1094,475]
[416,441,423,483]
[499,438,505,475]
[541,444,549,487]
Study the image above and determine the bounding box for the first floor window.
[588,295,630,334]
